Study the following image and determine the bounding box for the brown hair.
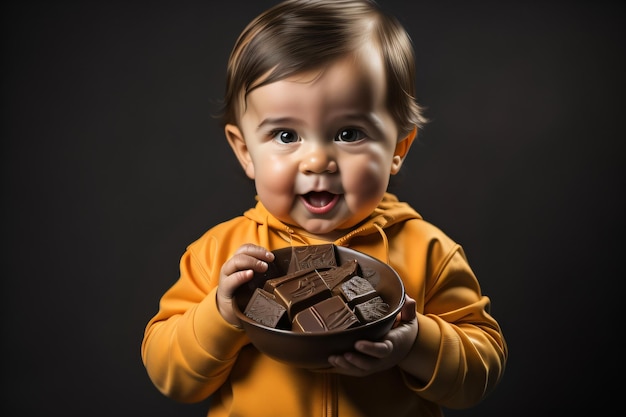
[220,0,426,139]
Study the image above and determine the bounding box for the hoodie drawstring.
[372,223,390,264]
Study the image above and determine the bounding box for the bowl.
[232,244,405,369]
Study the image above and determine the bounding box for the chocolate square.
[287,244,337,273]
[292,295,359,333]
[354,296,390,323]
[318,259,359,290]
[263,266,326,293]
[244,288,288,328]
[338,276,377,307]
[273,270,332,320]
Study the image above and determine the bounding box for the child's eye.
[272,129,299,144]
[335,128,365,143]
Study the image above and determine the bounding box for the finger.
[219,269,254,296]
[328,355,350,369]
[235,243,275,261]
[400,294,417,322]
[222,250,273,277]
[336,352,378,372]
[354,340,393,359]
[328,354,367,373]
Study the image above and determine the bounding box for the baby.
[142,1,508,416]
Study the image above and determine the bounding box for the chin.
[299,219,342,235]
[302,224,336,235]
[291,208,358,236]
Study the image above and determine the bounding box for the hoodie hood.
[242,192,422,263]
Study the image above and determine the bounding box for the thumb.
[400,294,416,322]
[393,294,417,327]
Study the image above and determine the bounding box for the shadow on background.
[1,0,623,415]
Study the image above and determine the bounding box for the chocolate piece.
[244,288,288,328]
[354,296,390,323]
[288,244,337,273]
[359,265,381,287]
[273,270,332,320]
[263,266,327,293]
[339,276,377,307]
[319,259,359,291]
[292,295,359,333]
[265,259,357,294]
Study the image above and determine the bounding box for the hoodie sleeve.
[391,221,508,409]
[141,235,250,403]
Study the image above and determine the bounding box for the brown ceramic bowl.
[232,244,405,369]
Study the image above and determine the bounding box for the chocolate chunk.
[263,266,328,293]
[244,288,288,328]
[354,296,390,323]
[292,295,359,333]
[273,270,332,320]
[359,265,381,287]
[339,276,377,307]
[287,244,337,273]
[319,259,359,290]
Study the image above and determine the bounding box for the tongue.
[306,191,335,208]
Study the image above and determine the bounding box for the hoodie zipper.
[324,372,337,417]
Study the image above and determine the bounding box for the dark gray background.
[1,0,623,415]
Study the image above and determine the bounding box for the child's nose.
[299,145,337,174]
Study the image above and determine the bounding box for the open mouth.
[301,191,339,214]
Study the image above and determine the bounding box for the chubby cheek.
[253,156,297,217]
[342,157,390,208]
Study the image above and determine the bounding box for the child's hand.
[327,294,418,376]
[216,244,275,327]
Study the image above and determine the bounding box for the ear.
[225,124,255,179]
[390,126,417,175]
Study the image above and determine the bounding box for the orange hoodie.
[141,193,507,417]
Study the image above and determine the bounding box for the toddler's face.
[226,48,404,240]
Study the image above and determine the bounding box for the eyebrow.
[257,117,303,131]
[343,113,383,128]
[257,113,382,131]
